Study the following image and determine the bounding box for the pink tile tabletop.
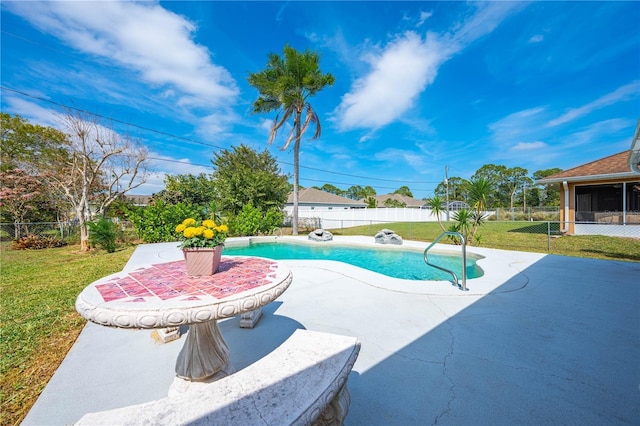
[95,257,279,303]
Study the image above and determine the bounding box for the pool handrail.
[423,231,468,291]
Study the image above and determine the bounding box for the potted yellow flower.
[176,218,228,276]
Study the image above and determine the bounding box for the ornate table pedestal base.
[175,320,231,381]
[239,307,262,328]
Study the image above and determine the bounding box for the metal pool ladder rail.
[423,231,468,291]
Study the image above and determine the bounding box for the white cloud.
[4,1,239,131]
[511,141,547,151]
[147,153,210,175]
[129,152,212,195]
[488,108,559,164]
[194,110,241,139]
[547,80,640,127]
[3,97,59,127]
[373,147,428,170]
[489,106,547,143]
[332,2,525,133]
[566,118,634,148]
[416,11,433,28]
[333,32,449,132]
[259,118,275,133]
[448,1,527,47]
[529,34,544,43]
[126,172,165,195]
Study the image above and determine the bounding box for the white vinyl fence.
[290,208,444,230]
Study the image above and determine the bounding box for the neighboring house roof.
[366,194,426,208]
[538,151,630,182]
[538,121,640,184]
[287,187,366,207]
[124,195,152,206]
[537,150,639,184]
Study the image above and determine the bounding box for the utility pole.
[445,165,450,221]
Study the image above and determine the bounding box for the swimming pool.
[223,241,483,281]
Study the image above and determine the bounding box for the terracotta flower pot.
[182,246,223,276]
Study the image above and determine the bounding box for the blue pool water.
[223,242,483,281]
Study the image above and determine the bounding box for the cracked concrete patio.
[23,238,640,425]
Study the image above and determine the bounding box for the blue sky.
[1,1,639,199]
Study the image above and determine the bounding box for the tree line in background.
[312,166,561,210]
[1,110,290,248]
[1,108,563,250]
[434,165,562,209]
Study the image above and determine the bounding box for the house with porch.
[536,121,640,237]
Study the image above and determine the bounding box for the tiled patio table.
[76,256,292,382]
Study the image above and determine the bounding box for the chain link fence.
[0,222,79,242]
[491,207,560,221]
[0,220,139,245]
[307,217,639,256]
[2,217,638,259]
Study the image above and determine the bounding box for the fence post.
[547,221,551,252]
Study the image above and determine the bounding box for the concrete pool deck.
[23,236,640,425]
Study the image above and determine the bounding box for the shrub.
[260,207,285,234]
[88,217,117,253]
[232,204,262,236]
[12,234,67,250]
[231,205,285,236]
[125,200,203,243]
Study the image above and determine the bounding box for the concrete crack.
[431,299,456,426]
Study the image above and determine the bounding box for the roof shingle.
[287,187,366,206]
[540,150,633,182]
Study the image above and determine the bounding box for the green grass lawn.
[330,221,640,261]
[1,223,639,425]
[0,243,135,426]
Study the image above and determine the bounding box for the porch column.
[623,182,627,225]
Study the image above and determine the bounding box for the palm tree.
[426,195,447,231]
[449,209,473,244]
[466,177,493,243]
[448,177,492,246]
[248,45,335,235]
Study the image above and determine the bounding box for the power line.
[289,162,439,183]
[1,86,223,150]
[298,176,434,193]
[0,30,231,110]
[1,30,79,60]
[146,157,434,192]
[1,85,440,188]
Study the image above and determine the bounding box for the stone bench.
[76,329,361,426]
